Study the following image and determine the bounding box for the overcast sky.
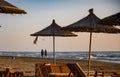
[0,0,120,52]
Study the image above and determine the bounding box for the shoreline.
[0,51,119,64]
[0,56,120,76]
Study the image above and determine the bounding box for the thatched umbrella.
[100,12,120,26]
[0,0,26,14]
[63,8,120,73]
[31,19,77,64]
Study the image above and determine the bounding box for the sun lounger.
[67,62,87,77]
[0,68,24,77]
[35,63,74,77]
[95,70,120,77]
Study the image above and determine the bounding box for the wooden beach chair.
[35,63,60,77]
[35,63,74,77]
[67,62,87,77]
[95,69,120,77]
[0,68,24,77]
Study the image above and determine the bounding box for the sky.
[0,0,120,52]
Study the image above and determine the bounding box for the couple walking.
[41,49,47,58]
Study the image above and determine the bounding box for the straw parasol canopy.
[31,20,77,37]
[31,19,77,64]
[0,0,26,14]
[63,9,120,33]
[63,8,120,73]
[99,12,120,26]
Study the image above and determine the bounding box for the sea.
[0,51,120,63]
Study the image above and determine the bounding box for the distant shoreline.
[0,51,120,64]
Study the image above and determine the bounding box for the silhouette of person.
[44,49,47,58]
[12,56,15,60]
[41,49,44,58]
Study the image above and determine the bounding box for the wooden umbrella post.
[53,35,56,64]
[52,21,56,64]
[88,31,92,74]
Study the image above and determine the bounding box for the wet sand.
[0,56,120,76]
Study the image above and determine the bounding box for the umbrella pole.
[53,34,56,64]
[88,31,92,74]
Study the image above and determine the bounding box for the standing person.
[11,56,15,60]
[44,49,47,63]
[41,49,44,58]
[44,49,47,58]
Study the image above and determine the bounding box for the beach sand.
[0,56,120,77]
